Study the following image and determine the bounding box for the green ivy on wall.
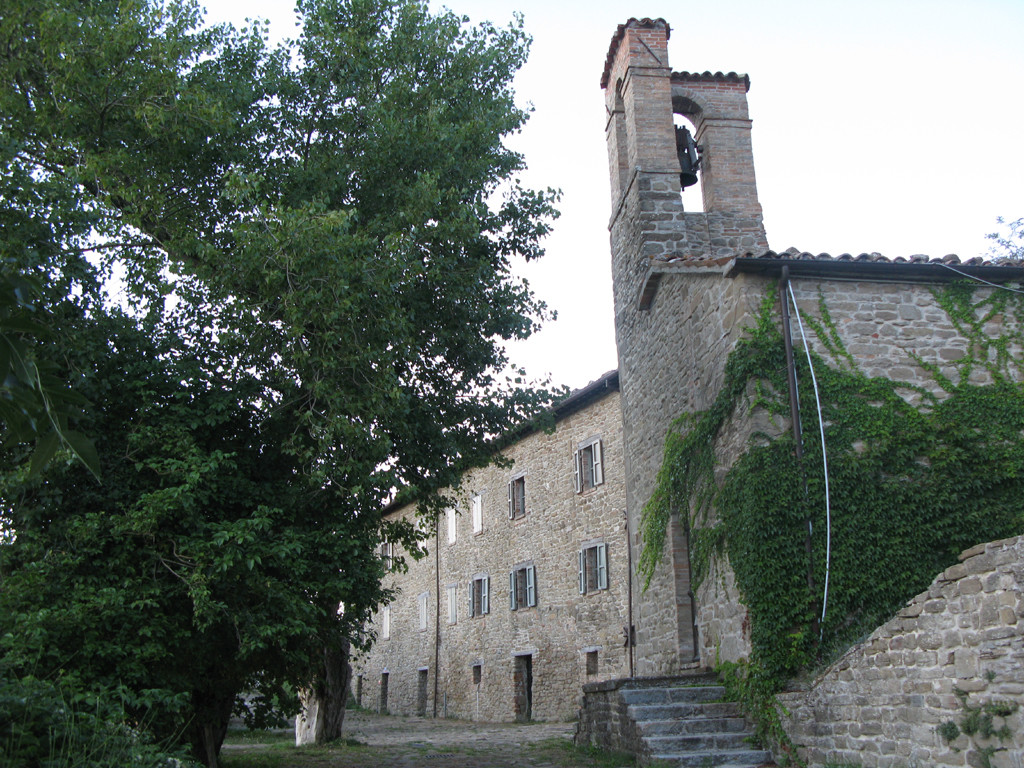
[642,281,1024,685]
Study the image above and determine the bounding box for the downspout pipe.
[779,266,819,640]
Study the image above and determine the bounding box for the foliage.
[0,305,390,763]
[986,216,1024,260]
[0,675,196,768]
[716,657,802,768]
[644,282,1024,685]
[938,687,1019,768]
[1,0,558,763]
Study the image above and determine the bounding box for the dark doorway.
[513,654,532,722]
[417,669,429,716]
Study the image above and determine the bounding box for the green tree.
[0,303,393,766]
[986,216,1024,260]
[1,0,558,764]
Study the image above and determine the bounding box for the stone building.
[350,17,1023,761]
[352,371,633,722]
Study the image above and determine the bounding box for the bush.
[0,676,197,768]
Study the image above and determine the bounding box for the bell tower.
[602,19,768,675]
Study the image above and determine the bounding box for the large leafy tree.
[2,303,389,765]
[0,0,558,764]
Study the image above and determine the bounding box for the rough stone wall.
[788,279,1022,393]
[778,536,1024,768]
[352,388,630,722]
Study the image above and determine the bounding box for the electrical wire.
[938,263,1024,294]
[787,282,832,640]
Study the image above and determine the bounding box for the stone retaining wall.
[778,535,1024,768]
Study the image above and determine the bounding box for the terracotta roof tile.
[671,71,750,91]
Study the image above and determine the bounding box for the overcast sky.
[204,0,1024,391]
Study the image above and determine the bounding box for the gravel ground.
[220,711,622,768]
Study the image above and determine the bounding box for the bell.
[675,125,701,189]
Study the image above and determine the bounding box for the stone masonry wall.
[778,535,1024,768]
[352,386,630,722]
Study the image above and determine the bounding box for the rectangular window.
[509,564,537,610]
[382,605,391,639]
[469,574,490,617]
[472,664,482,685]
[447,584,458,624]
[574,439,604,493]
[380,540,394,571]
[418,592,428,631]
[447,507,457,544]
[586,650,599,675]
[579,543,609,594]
[471,494,483,534]
[507,475,526,519]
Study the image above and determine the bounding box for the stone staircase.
[620,677,773,767]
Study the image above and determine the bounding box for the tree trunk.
[296,638,352,745]
[189,689,235,768]
[318,637,351,742]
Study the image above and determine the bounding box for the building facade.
[349,18,1023,738]
[352,372,633,721]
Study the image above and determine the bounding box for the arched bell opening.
[672,113,704,212]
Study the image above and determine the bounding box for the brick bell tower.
[602,19,768,674]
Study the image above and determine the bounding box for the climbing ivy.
[642,281,1024,685]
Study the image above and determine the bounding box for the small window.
[507,475,526,519]
[469,574,490,617]
[447,507,457,544]
[380,540,394,571]
[418,592,428,631]
[574,439,604,493]
[579,543,609,594]
[471,494,483,534]
[586,650,599,675]
[472,664,482,685]
[446,584,458,625]
[382,605,391,639]
[509,564,537,610]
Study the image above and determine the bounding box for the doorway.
[417,669,428,716]
[513,654,532,722]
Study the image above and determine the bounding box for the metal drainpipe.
[779,266,819,639]
[624,508,635,678]
[433,517,440,718]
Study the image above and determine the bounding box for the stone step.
[619,685,726,705]
[649,748,773,767]
[628,701,743,721]
[637,715,749,736]
[643,732,754,753]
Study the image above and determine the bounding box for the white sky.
[204,0,1024,392]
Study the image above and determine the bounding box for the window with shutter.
[574,439,604,493]
[447,584,457,624]
[510,564,537,610]
[580,543,609,594]
[471,494,483,534]
[447,507,457,544]
[470,574,490,616]
[507,476,526,519]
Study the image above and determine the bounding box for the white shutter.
[578,550,585,594]
[593,440,604,486]
[482,576,490,614]
[469,581,475,618]
[527,565,536,607]
[573,449,582,493]
[507,480,514,519]
[597,544,608,590]
[509,571,517,611]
